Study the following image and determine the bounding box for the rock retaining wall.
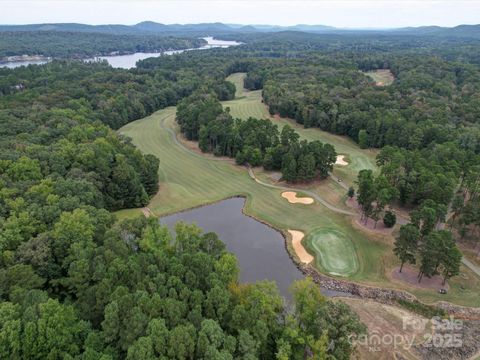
[301,262,480,318]
[299,264,417,303]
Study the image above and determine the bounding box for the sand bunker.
[288,230,313,264]
[335,155,348,166]
[281,191,314,205]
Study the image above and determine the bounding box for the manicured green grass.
[223,73,378,186]
[305,228,359,277]
[226,72,247,99]
[115,74,480,307]
[116,107,386,283]
[223,74,271,120]
[364,69,395,86]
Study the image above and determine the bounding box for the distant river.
[160,197,348,299]
[89,37,241,69]
[1,37,241,69]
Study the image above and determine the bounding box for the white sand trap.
[335,155,348,166]
[281,191,314,205]
[288,230,313,264]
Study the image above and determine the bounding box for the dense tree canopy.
[0,44,368,359]
[177,92,336,182]
[0,215,364,359]
[2,28,480,358]
[0,31,205,58]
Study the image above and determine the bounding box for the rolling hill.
[1,21,479,38]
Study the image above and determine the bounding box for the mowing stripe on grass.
[306,229,359,277]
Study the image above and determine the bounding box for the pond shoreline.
[158,195,353,298]
[157,195,480,314]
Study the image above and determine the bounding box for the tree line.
[176,92,337,182]
[393,206,463,285]
[143,42,480,270]
[0,215,364,359]
[2,29,480,358]
[0,31,205,59]
[0,38,366,360]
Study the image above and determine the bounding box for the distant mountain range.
[0,21,479,38]
[391,24,480,38]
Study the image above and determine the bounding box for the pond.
[160,197,347,299]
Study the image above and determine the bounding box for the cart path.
[462,257,480,277]
[247,167,356,216]
[160,115,356,216]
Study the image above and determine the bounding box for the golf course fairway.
[115,74,480,307]
[305,229,359,277]
[223,73,379,185]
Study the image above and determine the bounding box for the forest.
[138,35,480,230]
[1,28,480,359]
[0,31,205,59]
[176,93,336,182]
[139,32,480,284]
[0,56,363,358]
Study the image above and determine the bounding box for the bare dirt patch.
[346,198,395,235]
[288,230,314,264]
[365,69,395,86]
[391,266,449,291]
[342,297,426,360]
[268,171,282,182]
[345,297,480,360]
[354,217,395,234]
[281,191,314,205]
[335,155,348,166]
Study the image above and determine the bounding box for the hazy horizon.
[2,1,480,29]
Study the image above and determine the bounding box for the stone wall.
[299,264,417,303]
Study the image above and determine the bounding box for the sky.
[2,0,480,29]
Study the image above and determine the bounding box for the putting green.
[306,229,359,277]
[115,75,480,307]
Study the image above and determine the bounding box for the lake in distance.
[2,37,241,69]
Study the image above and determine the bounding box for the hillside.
[1,21,479,38]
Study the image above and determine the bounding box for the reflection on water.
[91,37,241,69]
[161,198,303,298]
[1,59,49,69]
[1,36,241,69]
[160,197,348,299]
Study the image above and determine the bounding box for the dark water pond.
[160,197,346,299]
